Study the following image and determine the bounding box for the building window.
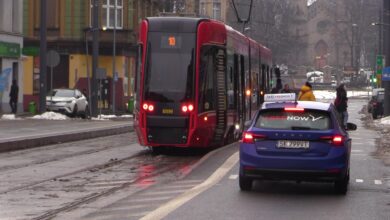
[200,2,206,16]
[90,0,123,29]
[212,2,221,20]
[102,0,123,29]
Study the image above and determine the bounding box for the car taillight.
[284,107,305,112]
[242,132,267,144]
[320,135,344,146]
[181,103,194,113]
[242,132,254,143]
[332,135,343,145]
[142,103,154,112]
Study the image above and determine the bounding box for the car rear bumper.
[241,167,345,182]
[239,145,349,181]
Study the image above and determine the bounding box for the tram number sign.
[162,108,173,114]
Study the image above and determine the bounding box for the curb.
[0,125,133,153]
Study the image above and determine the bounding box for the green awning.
[0,41,21,58]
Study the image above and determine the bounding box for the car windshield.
[48,89,75,98]
[254,109,331,130]
[144,32,195,103]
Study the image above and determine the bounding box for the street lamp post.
[112,1,117,115]
[84,28,92,117]
[351,23,358,75]
[39,0,47,114]
[91,0,99,117]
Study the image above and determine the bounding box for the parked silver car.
[46,89,88,118]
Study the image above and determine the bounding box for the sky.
[307,0,317,6]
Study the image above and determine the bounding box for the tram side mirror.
[346,122,357,131]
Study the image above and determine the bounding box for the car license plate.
[277,140,309,149]
[162,108,173,114]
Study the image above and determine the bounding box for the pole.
[85,30,92,117]
[39,0,47,114]
[351,26,354,71]
[112,0,117,114]
[91,0,99,117]
[384,0,390,116]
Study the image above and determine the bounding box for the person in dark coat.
[271,78,283,93]
[9,79,19,114]
[280,83,291,93]
[334,83,348,128]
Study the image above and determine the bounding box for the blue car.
[239,94,357,194]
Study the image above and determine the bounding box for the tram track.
[31,161,185,220]
[0,133,137,173]
[0,133,204,220]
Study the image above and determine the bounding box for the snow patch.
[1,114,21,120]
[379,116,390,125]
[30,112,69,120]
[91,114,133,121]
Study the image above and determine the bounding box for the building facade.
[0,0,23,114]
[198,0,228,22]
[306,0,352,81]
[22,0,160,112]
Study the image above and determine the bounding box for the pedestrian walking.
[9,79,18,114]
[334,83,348,129]
[298,82,315,101]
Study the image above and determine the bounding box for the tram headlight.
[181,103,194,113]
[142,103,154,112]
[143,103,148,110]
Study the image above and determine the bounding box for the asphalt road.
[1,99,388,220]
[65,98,389,220]
[155,99,390,220]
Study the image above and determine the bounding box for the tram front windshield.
[145,32,195,103]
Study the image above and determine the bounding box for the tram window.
[135,44,142,110]
[199,47,216,113]
[227,66,234,109]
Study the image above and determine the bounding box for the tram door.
[233,54,246,130]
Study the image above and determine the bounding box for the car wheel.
[81,105,89,119]
[72,105,78,117]
[239,174,253,191]
[334,169,349,195]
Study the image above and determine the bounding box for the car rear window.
[254,109,331,130]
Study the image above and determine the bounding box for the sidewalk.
[0,116,133,152]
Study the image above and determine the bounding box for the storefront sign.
[382,67,390,81]
[0,41,20,58]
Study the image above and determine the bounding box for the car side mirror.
[346,122,357,131]
[244,120,252,130]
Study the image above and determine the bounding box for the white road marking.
[140,152,239,220]
[374,180,382,185]
[351,149,364,152]
[143,189,187,196]
[129,196,172,202]
[356,179,364,183]
[229,174,238,180]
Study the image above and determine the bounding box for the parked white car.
[46,89,88,118]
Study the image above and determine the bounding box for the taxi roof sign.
[264,93,296,102]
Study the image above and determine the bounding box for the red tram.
[134,17,273,149]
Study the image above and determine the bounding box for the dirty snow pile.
[30,111,69,120]
[0,114,21,120]
[91,114,133,121]
[379,116,390,125]
[313,90,336,100]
